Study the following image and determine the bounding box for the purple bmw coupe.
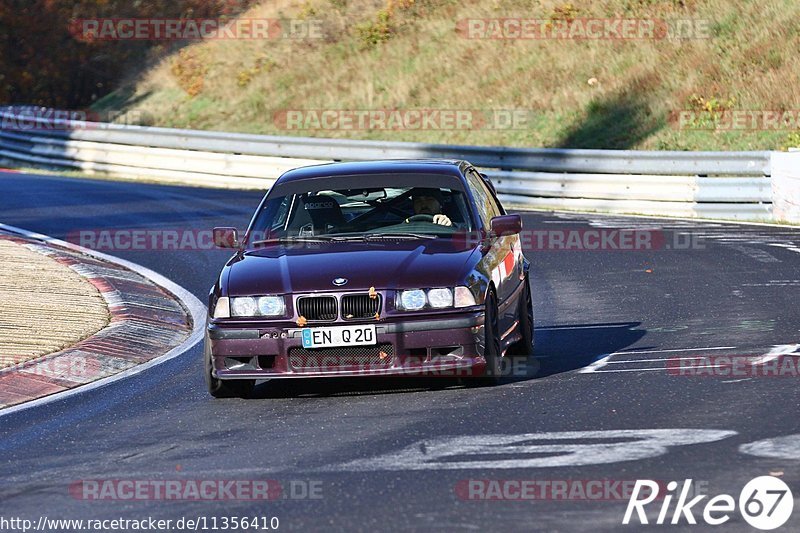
[205,160,533,397]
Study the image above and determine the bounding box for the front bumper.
[208,313,486,379]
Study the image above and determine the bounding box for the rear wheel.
[204,333,254,399]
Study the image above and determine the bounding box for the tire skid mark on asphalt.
[727,244,781,263]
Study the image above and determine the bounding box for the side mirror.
[490,215,522,237]
[213,227,239,248]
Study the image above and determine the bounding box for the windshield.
[246,183,475,245]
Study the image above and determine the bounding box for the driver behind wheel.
[407,188,452,226]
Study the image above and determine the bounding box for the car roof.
[274,159,470,184]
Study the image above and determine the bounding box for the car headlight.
[398,289,426,311]
[213,296,230,318]
[454,286,477,308]
[228,296,286,317]
[230,296,259,317]
[427,288,454,308]
[396,287,469,311]
[257,296,286,317]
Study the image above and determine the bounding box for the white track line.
[605,357,708,364]
[0,222,206,419]
[537,324,636,330]
[611,346,737,356]
[578,354,614,373]
[750,344,800,366]
[579,346,737,373]
[590,366,724,373]
[586,344,800,374]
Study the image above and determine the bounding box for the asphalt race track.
[1,170,799,532]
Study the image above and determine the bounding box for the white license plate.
[301,324,377,349]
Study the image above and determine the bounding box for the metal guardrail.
[0,106,776,220]
[0,129,327,189]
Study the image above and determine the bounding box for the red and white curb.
[0,223,206,418]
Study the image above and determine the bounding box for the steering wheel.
[406,214,434,223]
[367,199,409,218]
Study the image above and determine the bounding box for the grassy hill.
[93,0,800,150]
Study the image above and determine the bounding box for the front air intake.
[341,293,382,320]
[296,296,338,321]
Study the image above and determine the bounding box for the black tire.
[510,275,534,357]
[204,334,255,399]
[474,291,502,385]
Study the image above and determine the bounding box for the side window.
[480,173,504,216]
[272,196,293,231]
[466,169,500,227]
[251,195,294,240]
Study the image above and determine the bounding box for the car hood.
[225,240,479,295]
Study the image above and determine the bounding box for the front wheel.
[510,275,534,357]
[472,291,502,386]
[204,333,254,399]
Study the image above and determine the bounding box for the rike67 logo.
[623,477,793,530]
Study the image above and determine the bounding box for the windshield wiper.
[251,232,438,246]
[363,232,438,240]
[250,236,334,246]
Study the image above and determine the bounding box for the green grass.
[91,0,800,151]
